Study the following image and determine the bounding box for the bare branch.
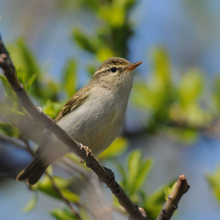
[156,175,190,220]
[0,36,147,220]
[0,173,17,179]
[129,208,147,220]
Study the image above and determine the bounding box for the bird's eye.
[110,67,117,73]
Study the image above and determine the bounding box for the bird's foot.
[79,144,92,163]
[84,146,92,157]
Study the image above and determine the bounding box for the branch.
[0,36,147,220]
[20,137,83,220]
[156,175,190,220]
[2,132,113,220]
[0,173,17,179]
[0,132,26,150]
[46,171,83,220]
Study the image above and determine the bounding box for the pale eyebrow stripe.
[94,65,126,75]
[94,68,109,76]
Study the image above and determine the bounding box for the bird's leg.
[78,143,115,185]
[84,146,92,157]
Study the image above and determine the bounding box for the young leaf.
[152,48,171,87]
[22,193,37,213]
[179,68,204,107]
[0,122,20,137]
[96,46,114,62]
[127,150,141,193]
[42,100,64,119]
[164,182,176,200]
[51,208,77,220]
[63,60,77,98]
[0,75,18,104]
[97,137,127,160]
[144,179,176,219]
[206,165,220,203]
[114,161,127,182]
[36,176,80,203]
[27,74,37,91]
[73,29,98,54]
[0,101,24,123]
[132,158,153,193]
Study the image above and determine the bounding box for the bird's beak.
[126,61,143,71]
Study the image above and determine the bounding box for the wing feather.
[54,85,91,122]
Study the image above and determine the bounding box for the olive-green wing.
[54,85,91,122]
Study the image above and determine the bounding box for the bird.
[16,57,143,185]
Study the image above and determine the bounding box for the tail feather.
[16,157,49,185]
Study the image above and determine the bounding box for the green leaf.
[42,100,64,119]
[7,38,60,103]
[8,38,41,94]
[206,165,220,203]
[114,161,127,182]
[16,38,40,77]
[51,208,77,220]
[0,122,20,137]
[144,179,176,219]
[127,150,141,193]
[73,29,98,54]
[35,176,80,203]
[63,60,77,98]
[27,74,37,90]
[178,68,204,107]
[96,46,114,62]
[132,159,153,193]
[0,101,24,123]
[97,137,128,160]
[125,150,153,196]
[160,126,199,144]
[151,48,171,88]
[46,165,53,176]
[86,64,97,76]
[22,193,37,212]
[98,5,125,28]
[78,207,93,220]
[0,75,18,104]
[164,182,176,200]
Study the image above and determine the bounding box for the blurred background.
[1,0,220,219]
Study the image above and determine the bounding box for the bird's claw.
[79,144,92,163]
[83,146,92,157]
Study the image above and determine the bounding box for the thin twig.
[19,136,82,220]
[0,173,17,179]
[0,132,26,150]
[0,36,147,220]
[58,159,115,220]
[1,133,112,220]
[45,171,83,220]
[156,175,190,220]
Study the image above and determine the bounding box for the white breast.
[40,72,133,162]
[58,86,127,156]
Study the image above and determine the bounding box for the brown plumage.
[16,157,49,185]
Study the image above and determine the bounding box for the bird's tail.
[16,157,49,185]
